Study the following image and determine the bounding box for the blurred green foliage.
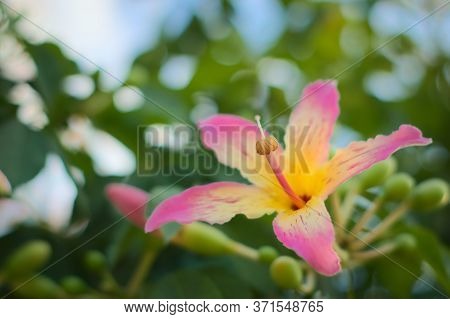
[0,1,449,298]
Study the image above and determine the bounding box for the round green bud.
[411,179,449,212]
[175,222,234,255]
[258,246,279,263]
[84,250,107,273]
[99,278,119,294]
[358,157,397,190]
[270,256,302,289]
[383,173,415,201]
[395,234,416,250]
[16,276,65,298]
[61,276,88,295]
[3,240,51,279]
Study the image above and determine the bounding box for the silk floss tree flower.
[145,80,431,276]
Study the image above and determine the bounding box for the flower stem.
[349,196,384,237]
[349,201,410,250]
[341,186,358,225]
[230,242,259,261]
[297,265,317,294]
[335,186,358,240]
[126,250,157,297]
[330,193,345,242]
[350,241,399,263]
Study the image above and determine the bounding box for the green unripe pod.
[84,250,107,273]
[411,179,449,211]
[395,233,416,250]
[383,173,415,201]
[61,276,89,295]
[358,157,397,190]
[258,246,279,263]
[174,222,234,255]
[3,240,51,280]
[16,276,65,298]
[270,256,302,289]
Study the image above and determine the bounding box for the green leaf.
[202,267,254,298]
[0,79,16,123]
[404,225,450,294]
[229,257,277,296]
[371,248,422,298]
[26,42,78,108]
[149,269,222,298]
[0,119,49,186]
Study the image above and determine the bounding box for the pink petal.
[198,115,284,195]
[322,125,432,197]
[105,183,148,228]
[284,80,340,174]
[273,197,341,276]
[145,181,288,233]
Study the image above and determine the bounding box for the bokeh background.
[0,0,449,298]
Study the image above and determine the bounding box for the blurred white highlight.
[13,154,77,232]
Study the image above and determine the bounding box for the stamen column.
[255,116,306,209]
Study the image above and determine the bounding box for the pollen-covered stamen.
[267,136,279,152]
[255,115,279,155]
[254,115,306,209]
[256,136,279,155]
[256,139,271,155]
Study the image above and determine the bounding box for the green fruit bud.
[61,276,88,295]
[383,173,415,201]
[358,157,397,190]
[395,234,416,250]
[84,250,107,273]
[175,223,234,255]
[258,246,279,263]
[270,256,302,289]
[3,240,51,280]
[411,179,449,211]
[0,170,11,196]
[16,276,65,298]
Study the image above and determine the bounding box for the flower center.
[290,195,311,210]
[255,115,306,209]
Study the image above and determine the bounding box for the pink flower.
[105,183,148,228]
[145,80,431,276]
